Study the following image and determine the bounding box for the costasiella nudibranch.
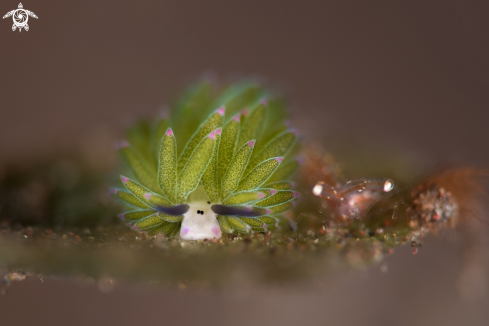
[112,81,300,240]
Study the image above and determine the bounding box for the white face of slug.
[180,202,222,240]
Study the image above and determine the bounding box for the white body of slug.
[180,202,222,240]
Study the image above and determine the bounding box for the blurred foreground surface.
[1,239,488,326]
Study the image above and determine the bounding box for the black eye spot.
[207,201,211,204]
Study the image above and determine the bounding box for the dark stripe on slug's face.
[211,204,264,217]
[156,204,190,216]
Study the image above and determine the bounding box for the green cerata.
[111,80,300,240]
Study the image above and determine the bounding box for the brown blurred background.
[1,0,488,325]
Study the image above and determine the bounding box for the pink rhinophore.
[144,193,152,200]
[233,114,240,122]
[211,226,220,236]
[270,189,277,195]
[247,140,255,147]
[266,209,272,214]
[182,227,190,235]
[258,192,265,199]
[217,106,225,116]
[216,128,222,135]
[292,191,299,198]
[121,176,129,183]
[208,131,216,139]
[275,157,283,163]
[166,128,174,136]
[260,98,268,106]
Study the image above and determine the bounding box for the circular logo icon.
[13,9,27,27]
